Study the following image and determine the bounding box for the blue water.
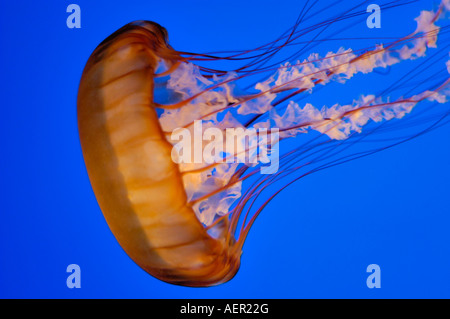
[1,0,449,298]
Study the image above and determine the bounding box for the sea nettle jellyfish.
[77,0,450,286]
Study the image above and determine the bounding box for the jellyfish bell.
[78,1,450,286]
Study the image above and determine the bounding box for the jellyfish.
[77,0,450,286]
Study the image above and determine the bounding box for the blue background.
[0,0,449,298]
